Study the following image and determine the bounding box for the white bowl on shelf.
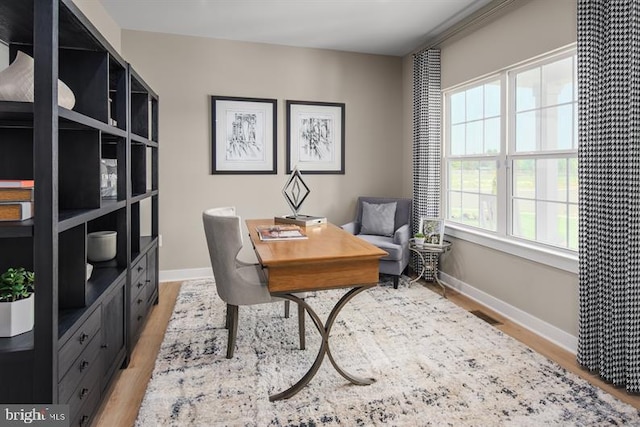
[87,231,117,262]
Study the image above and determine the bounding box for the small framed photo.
[211,96,277,174]
[286,100,345,174]
[419,217,445,246]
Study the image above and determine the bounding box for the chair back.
[202,207,243,303]
[355,196,412,232]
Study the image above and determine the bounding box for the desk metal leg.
[269,287,375,401]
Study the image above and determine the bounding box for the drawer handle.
[137,315,143,321]
[79,333,89,344]
[137,298,143,304]
[137,282,144,288]
[79,387,89,399]
[79,360,90,372]
[137,265,144,272]
[80,415,89,426]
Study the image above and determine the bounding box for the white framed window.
[444,47,578,266]
[447,78,502,233]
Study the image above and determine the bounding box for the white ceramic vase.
[0,51,76,109]
[0,294,34,337]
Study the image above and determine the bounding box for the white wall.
[402,0,579,345]
[121,30,406,273]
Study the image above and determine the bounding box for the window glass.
[541,105,573,151]
[515,111,537,152]
[516,68,540,112]
[451,92,466,124]
[449,161,462,191]
[484,118,500,154]
[514,160,535,198]
[466,122,483,154]
[512,199,536,240]
[466,86,483,121]
[444,49,577,253]
[542,57,573,106]
[485,82,501,117]
[451,124,466,155]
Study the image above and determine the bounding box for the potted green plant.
[0,267,35,337]
[414,232,426,246]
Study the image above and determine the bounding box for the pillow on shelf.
[360,201,397,237]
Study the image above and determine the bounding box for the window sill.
[445,224,578,274]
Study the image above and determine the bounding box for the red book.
[0,179,34,188]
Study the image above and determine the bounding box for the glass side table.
[409,240,452,297]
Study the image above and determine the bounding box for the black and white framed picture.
[418,217,445,246]
[211,96,277,174]
[286,100,345,174]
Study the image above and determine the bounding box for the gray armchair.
[342,197,412,289]
[203,207,305,358]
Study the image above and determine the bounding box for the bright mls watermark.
[0,405,68,427]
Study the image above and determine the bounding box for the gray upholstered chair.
[342,197,412,289]
[203,207,305,358]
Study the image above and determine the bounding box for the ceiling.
[97,0,494,57]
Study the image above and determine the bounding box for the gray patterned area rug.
[136,278,639,426]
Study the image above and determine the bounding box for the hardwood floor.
[93,279,639,427]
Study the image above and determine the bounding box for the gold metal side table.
[409,240,452,297]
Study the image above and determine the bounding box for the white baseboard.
[160,267,213,283]
[440,272,578,355]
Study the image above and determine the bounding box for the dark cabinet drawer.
[130,272,147,301]
[130,290,149,339]
[132,254,147,283]
[130,253,148,302]
[59,308,101,380]
[68,368,101,427]
[58,333,102,404]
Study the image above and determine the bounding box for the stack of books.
[0,180,34,221]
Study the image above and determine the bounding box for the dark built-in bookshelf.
[0,1,159,424]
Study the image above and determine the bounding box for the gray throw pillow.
[360,201,397,237]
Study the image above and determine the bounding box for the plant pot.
[0,294,34,337]
[87,231,117,262]
[413,237,425,246]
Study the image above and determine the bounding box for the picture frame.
[418,217,445,246]
[211,96,277,174]
[286,100,345,174]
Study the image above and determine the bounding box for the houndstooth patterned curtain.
[577,0,640,392]
[412,49,442,277]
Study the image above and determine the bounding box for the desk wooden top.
[247,219,387,266]
[246,219,388,293]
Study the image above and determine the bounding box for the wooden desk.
[246,219,387,401]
